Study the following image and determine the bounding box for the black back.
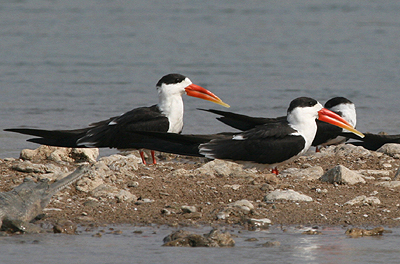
[200,122,306,164]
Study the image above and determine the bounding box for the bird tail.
[4,128,88,147]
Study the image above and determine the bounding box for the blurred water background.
[1,0,400,158]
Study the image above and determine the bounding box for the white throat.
[157,87,185,133]
[287,103,322,154]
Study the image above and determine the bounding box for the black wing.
[199,108,286,131]
[199,122,306,165]
[5,105,170,149]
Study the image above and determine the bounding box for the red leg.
[271,167,279,175]
[151,150,157,165]
[315,146,320,153]
[139,150,147,165]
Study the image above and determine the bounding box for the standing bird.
[4,73,230,165]
[125,97,364,174]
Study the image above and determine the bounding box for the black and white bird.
[202,97,400,152]
[127,97,364,174]
[311,97,356,151]
[4,73,230,165]
[201,96,357,151]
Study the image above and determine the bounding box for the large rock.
[264,189,313,202]
[320,165,366,185]
[331,144,372,157]
[377,144,400,158]
[20,145,99,163]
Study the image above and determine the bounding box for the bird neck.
[158,93,184,133]
[287,111,318,154]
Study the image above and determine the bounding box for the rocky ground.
[2,143,400,234]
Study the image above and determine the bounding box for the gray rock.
[262,241,281,247]
[163,229,235,247]
[83,200,101,208]
[76,173,104,193]
[216,199,255,220]
[344,195,381,206]
[89,184,137,202]
[98,154,141,173]
[127,181,139,188]
[20,145,99,163]
[375,181,400,188]
[379,177,392,181]
[115,190,137,203]
[377,143,400,157]
[70,148,99,163]
[354,170,391,177]
[11,160,47,174]
[332,144,372,157]
[89,184,116,197]
[280,166,324,180]
[181,205,197,213]
[195,160,253,177]
[223,184,241,190]
[320,165,366,185]
[135,198,154,205]
[167,168,193,177]
[247,218,272,230]
[228,199,254,212]
[207,229,235,247]
[264,189,313,202]
[53,220,77,234]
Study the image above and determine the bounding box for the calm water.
[1,0,400,158]
[1,0,400,262]
[1,225,400,264]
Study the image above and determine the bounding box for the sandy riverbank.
[1,143,400,233]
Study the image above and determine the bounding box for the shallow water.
[1,225,400,264]
[1,0,400,158]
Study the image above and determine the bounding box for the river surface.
[1,0,400,158]
[0,0,400,262]
[1,225,400,264]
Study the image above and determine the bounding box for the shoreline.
[1,143,400,234]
